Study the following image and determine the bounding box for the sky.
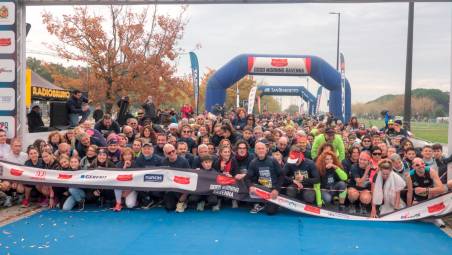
[25,2,452,110]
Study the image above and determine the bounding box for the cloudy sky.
[26,2,451,109]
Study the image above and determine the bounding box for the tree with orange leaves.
[42,6,187,113]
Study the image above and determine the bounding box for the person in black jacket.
[27,105,52,132]
[142,96,157,123]
[66,89,90,127]
[94,114,121,138]
[245,142,284,215]
[135,142,162,168]
[92,104,104,123]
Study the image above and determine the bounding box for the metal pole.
[17,3,27,142]
[447,3,452,181]
[403,1,414,131]
[336,13,340,71]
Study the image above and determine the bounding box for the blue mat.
[0,208,450,255]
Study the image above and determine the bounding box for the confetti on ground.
[2,230,11,235]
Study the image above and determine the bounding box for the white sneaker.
[196,201,205,211]
[4,196,12,207]
[250,203,265,214]
[175,201,187,213]
[232,200,239,208]
[212,200,221,212]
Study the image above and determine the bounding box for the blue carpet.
[0,208,450,255]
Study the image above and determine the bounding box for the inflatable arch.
[205,54,351,121]
[257,85,317,115]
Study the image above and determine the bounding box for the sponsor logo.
[173,175,190,185]
[0,6,8,19]
[0,38,11,46]
[0,88,15,111]
[116,174,133,182]
[216,175,236,185]
[0,67,12,74]
[254,188,271,200]
[143,174,164,183]
[271,58,288,67]
[58,173,73,180]
[10,168,23,176]
[0,116,15,138]
[32,170,46,180]
[401,212,421,220]
[80,174,107,180]
[304,205,320,214]
[427,202,445,214]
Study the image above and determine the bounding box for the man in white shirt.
[4,138,27,165]
[0,130,11,160]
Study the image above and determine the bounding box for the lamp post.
[329,12,341,71]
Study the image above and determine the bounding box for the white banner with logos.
[247,86,257,114]
[248,57,311,76]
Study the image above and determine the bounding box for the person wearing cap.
[392,120,408,137]
[188,155,220,211]
[161,144,190,212]
[27,104,52,132]
[311,127,345,161]
[106,138,121,164]
[66,89,90,127]
[283,145,321,207]
[384,119,396,137]
[246,142,284,215]
[135,142,162,168]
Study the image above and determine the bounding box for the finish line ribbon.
[0,160,451,222]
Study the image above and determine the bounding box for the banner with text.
[247,57,311,76]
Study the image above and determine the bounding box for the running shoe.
[21,198,30,208]
[250,203,265,214]
[113,202,122,212]
[4,196,12,207]
[39,198,49,207]
[78,199,85,211]
[232,200,239,208]
[196,201,205,211]
[212,200,221,212]
[175,201,187,213]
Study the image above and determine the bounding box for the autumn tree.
[43,6,187,112]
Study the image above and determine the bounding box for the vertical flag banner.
[247,86,257,114]
[257,95,261,113]
[315,86,322,115]
[340,53,346,121]
[189,52,200,115]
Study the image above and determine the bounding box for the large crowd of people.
[2,98,452,219]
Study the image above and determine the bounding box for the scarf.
[373,171,406,214]
[221,159,232,173]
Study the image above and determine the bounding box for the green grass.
[362,119,448,144]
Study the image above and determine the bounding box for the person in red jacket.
[180,104,193,119]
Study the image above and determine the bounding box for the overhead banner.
[189,52,200,115]
[0,160,451,222]
[247,86,257,114]
[247,57,311,76]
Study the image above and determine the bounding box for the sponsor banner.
[252,187,452,221]
[0,87,15,111]
[0,160,451,222]
[0,30,14,54]
[31,86,71,101]
[0,2,14,26]
[247,86,257,114]
[340,53,346,121]
[0,116,14,137]
[261,87,300,95]
[248,57,311,76]
[0,59,14,82]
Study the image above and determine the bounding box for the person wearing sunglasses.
[161,144,190,213]
[406,158,445,206]
[370,159,406,218]
[360,135,372,152]
[370,146,383,169]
